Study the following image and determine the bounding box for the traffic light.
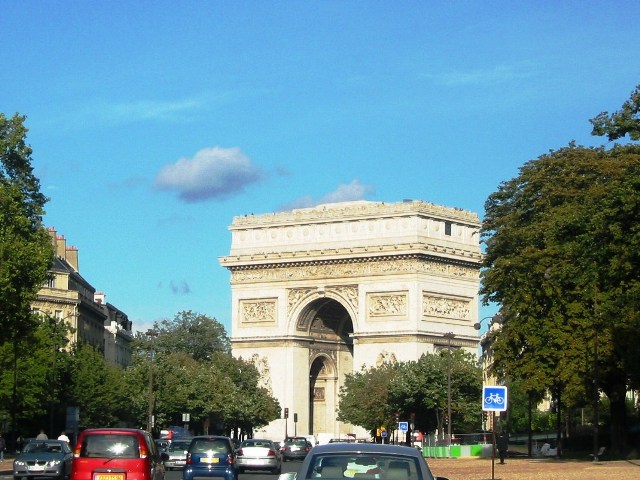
[443,414,449,425]
[284,407,289,419]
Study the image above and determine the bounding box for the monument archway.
[220,200,482,441]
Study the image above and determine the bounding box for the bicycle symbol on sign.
[485,393,504,405]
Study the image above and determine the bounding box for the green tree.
[154,310,231,359]
[337,361,402,437]
[590,84,640,141]
[68,343,128,427]
[481,142,640,455]
[389,351,483,436]
[0,314,74,435]
[126,311,279,435]
[1,113,54,345]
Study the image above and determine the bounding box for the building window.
[444,221,452,236]
[46,276,56,288]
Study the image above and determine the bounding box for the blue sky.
[2,1,638,334]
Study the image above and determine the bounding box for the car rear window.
[79,434,140,458]
[169,441,191,452]
[305,453,425,480]
[190,439,230,454]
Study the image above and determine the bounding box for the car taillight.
[227,455,235,465]
[139,443,149,458]
[237,449,244,456]
[73,446,81,458]
[267,450,275,457]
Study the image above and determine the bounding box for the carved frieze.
[422,294,471,320]
[367,292,408,318]
[231,257,478,284]
[288,287,314,313]
[239,298,277,324]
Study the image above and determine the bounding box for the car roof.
[309,443,422,457]
[80,428,146,435]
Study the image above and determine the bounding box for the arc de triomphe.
[219,200,482,441]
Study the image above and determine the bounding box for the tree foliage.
[481,141,640,453]
[590,84,640,141]
[0,113,54,345]
[126,311,279,435]
[338,352,482,437]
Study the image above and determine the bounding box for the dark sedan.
[281,439,312,462]
[13,439,73,480]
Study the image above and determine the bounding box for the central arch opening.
[300,298,353,436]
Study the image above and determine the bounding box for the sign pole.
[491,412,496,480]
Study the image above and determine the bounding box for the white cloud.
[423,63,537,87]
[279,179,374,211]
[155,146,264,202]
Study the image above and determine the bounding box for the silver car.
[278,442,448,480]
[236,439,282,474]
[163,439,192,470]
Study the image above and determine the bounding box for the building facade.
[220,200,482,441]
[30,228,133,367]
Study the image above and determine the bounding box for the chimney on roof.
[55,234,67,258]
[66,246,79,272]
[94,292,106,304]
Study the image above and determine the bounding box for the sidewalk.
[0,457,13,474]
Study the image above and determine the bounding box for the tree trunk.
[607,384,627,455]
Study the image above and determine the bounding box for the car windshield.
[80,434,140,458]
[304,453,428,480]
[24,442,65,454]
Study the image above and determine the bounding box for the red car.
[70,428,168,480]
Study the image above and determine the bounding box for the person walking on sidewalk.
[0,433,6,461]
[496,432,508,464]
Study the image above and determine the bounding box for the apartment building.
[30,227,133,367]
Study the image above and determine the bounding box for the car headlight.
[49,460,62,466]
[14,460,26,467]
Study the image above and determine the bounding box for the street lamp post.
[146,329,158,432]
[443,332,455,449]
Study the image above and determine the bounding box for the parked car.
[183,436,238,480]
[279,442,448,480]
[164,439,192,470]
[236,439,281,474]
[13,439,73,480]
[70,428,168,480]
[281,438,312,462]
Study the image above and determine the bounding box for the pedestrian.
[16,434,24,453]
[36,429,48,440]
[496,432,508,464]
[0,433,6,461]
[58,432,70,443]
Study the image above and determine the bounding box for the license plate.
[94,474,125,480]
[29,466,45,472]
[202,458,219,464]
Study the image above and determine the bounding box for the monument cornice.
[229,200,480,228]
[225,253,480,284]
[221,245,482,269]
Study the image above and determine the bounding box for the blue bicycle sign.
[482,385,508,412]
